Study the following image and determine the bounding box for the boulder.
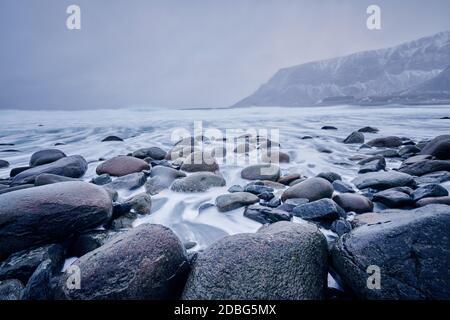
[316,172,342,183]
[293,199,345,221]
[29,149,66,167]
[343,132,365,144]
[241,164,281,181]
[278,174,302,185]
[358,157,386,174]
[180,152,219,173]
[96,156,150,177]
[182,221,328,300]
[91,174,112,186]
[21,259,59,300]
[243,205,292,224]
[332,180,356,193]
[0,244,64,284]
[101,136,123,142]
[0,181,112,260]
[104,172,147,191]
[11,155,88,186]
[373,189,414,208]
[399,160,450,176]
[132,147,167,160]
[171,172,226,192]
[281,178,333,202]
[352,171,416,190]
[0,160,9,169]
[331,205,450,299]
[414,171,450,185]
[420,135,450,160]
[260,150,290,163]
[412,184,449,202]
[331,219,352,236]
[367,136,403,148]
[358,127,379,133]
[333,193,374,213]
[215,192,259,212]
[56,224,190,300]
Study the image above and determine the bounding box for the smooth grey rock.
[171,172,226,192]
[21,259,57,300]
[358,127,379,133]
[182,221,328,300]
[278,174,302,185]
[281,177,333,202]
[241,164,281,182]
[293,199,345,221]
[331,205,450,299]
[358,157,386,174]
[331,219,352,236]
[373,189,414,208]
[180,152,219,173]
[104,172,146,191]
[352,171,416,190]
[124,193,152,215]
[215,192,259,212]
[56,224,189,300]
[332,180,356,193]
[91,174,112,186]
[228,185,244,193]
[0,160,9,169]
[69,230,125,257]
[11,155,88,186]
[399,145,421,157]
[0,184,34,195]
[416,196,450,207]
[333,193,374,213]
[317,172,342,183]
[420,135,450,160]
[414,171,450,185]
[132,147,167,160]
[412,184,449,202]
[367,136,403,148]
[96,156,150,177]
[399,160,450,176]
[244,205,292,224]
[29,149,66,167]
[101,136,123,142]
[0,181,112,260]
[343,131,365,144]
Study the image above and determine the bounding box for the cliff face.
[233,31,450,107]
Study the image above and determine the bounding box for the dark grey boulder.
[0,244,64,284]
[29,149,66,167]
[0,181,112,260]
[101,136,123,142]
[367,136,403,148]
[241,164,281,182]
[90,174,112,186]
[352,171,416,190]
[34,173,80,186]
[124,193,152,215]
[277,198,309,212]
[316,172,342,183]
[21,259,58,300]
[414,171,450,185]
[104,172,147,191]
[182,221,328,300]
[0,279,24,300]
[68,230,125,257]
[132,147,167,160]
[56,224,190,300]
[293,199,345,221]
[180,152,219,173]
[9,166,30,177]
[358,157,386,174]
[399,160,450,176]
[370,149,401,158]
[244,204,292,224]
[373,189,414,208]
[244,184,274,195]
[420,135,450,160]
[11,155,88,186]
[343,132,364,144]
[403,154,434,166]
[278,174,302,185]
[331,204,450,299]
[215,192,259,212]
[358,127,379,133]
[412,184,449,202]
[171,172,226,192]
[0,160,9,169]
[322,126,337,130]
[399,145,421,158]
[332,180,356,193]
[333,193,374,213]
[281,177,333,202]
[96,156,150,177]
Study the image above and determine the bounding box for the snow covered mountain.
[232,31,450,107]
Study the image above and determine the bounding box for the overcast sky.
[1,0,450,109]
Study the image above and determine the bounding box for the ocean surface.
[1,105,450,251]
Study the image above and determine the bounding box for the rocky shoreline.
[1,129,450,300]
